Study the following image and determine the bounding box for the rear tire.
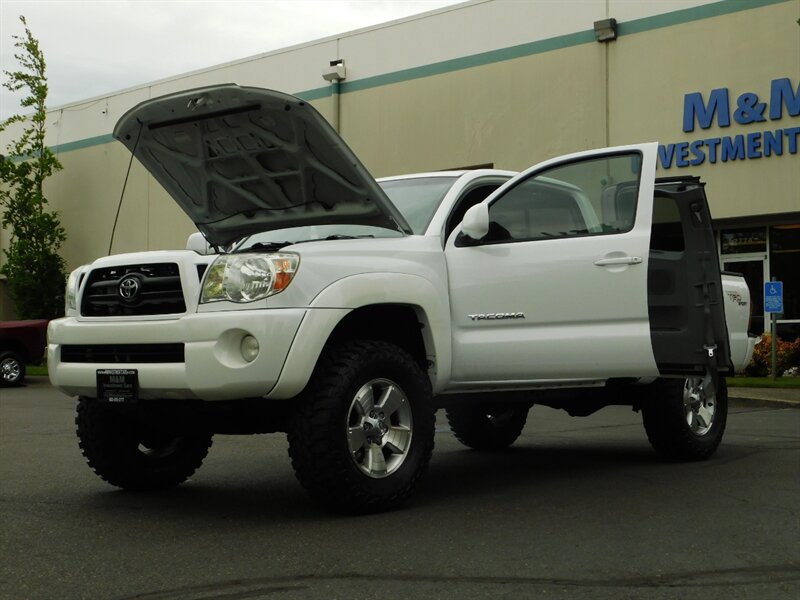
[76,398,213,490]
[287,340,435,514]
[641,377,728,461]
[446,401,529,450]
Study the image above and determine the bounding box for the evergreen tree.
[0,16,66,320]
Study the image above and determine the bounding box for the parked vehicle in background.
[0,320,49,386]
[47,85,756,513]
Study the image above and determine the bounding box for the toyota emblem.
[119,276,141,300]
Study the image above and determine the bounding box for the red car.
[0,320,49,387]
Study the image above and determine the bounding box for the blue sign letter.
[683,88,730,132]
[658,144,675,169]
[769,78,800,120]
[721,135,745,161]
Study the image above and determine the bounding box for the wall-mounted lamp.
[593,18,617,42]
[322,59,346,132]
[322,59,346,82]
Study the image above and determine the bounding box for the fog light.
[240,335,259,363]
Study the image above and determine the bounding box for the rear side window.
[650,195,685,252]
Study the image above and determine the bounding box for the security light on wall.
[322,59,346,82]
[593,18,618,42]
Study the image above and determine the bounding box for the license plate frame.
[96,369,139,403]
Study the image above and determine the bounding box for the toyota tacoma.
[47,85,756,513]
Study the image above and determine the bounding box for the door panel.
[648,178,733,376]
[445,144,660,386]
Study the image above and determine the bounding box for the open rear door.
[647,177,733,377]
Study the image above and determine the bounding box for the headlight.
[200,253,299,304]
[65,266,87,314]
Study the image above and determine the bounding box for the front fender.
[267,272,451,398]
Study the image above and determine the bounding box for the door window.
[483,153,642,243]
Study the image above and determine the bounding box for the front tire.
[76,398,213,490]
[641,377,728,461]
[287,340,435,514]
[446,401,529,450]
[0,351,25,387]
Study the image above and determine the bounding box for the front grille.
[61,344,185,363]
[81,263,186,316]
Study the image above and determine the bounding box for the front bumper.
[48,309,306,401]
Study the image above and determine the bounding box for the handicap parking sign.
[764,281,783,313]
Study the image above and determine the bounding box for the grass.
[27,365,48,377]
[727,376,800,389]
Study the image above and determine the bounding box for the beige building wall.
[608,0,800,219]
[342,43,607,177]
[1,0,797,319]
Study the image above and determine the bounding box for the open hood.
[113,85,412,247]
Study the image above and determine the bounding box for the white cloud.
[0,0,460,119]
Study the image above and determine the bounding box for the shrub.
[744,334,800,377]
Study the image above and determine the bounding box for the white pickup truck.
[48,85,755,513]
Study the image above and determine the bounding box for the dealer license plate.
[97,369,138,403]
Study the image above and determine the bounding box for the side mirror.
[186,232,213,255]
[460,203,490,240]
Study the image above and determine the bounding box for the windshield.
[379,176,458,234]
[235,175,459,250]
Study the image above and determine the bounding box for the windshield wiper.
[238,241,293,252]
[240,234,376,252]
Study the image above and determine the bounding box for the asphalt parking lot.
[1,378,798,600]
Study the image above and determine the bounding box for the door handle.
[594,256,643,266]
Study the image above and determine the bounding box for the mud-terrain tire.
[446,401,529,450]
[0,351,25,387]
[287,340,435,514]
[641,377,728,461]
[76,398,213,490]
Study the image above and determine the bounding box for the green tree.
[0,16,66,320]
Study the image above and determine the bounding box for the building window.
[721,227,766,254]
[770,225,800,340]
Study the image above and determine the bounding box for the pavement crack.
[116,564,800,599]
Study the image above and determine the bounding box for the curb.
[729,396,800,410]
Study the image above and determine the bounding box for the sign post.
[764,280,784,380]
